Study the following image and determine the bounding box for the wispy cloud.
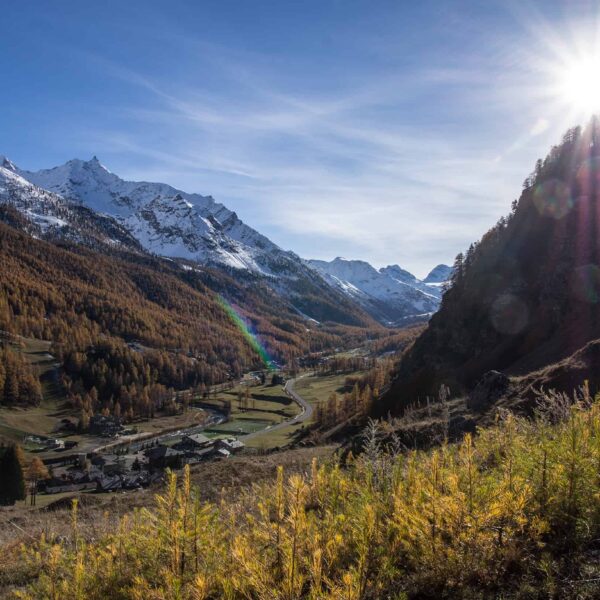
[60,4,591,277]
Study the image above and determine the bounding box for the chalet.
[181,446,215,464]
[89,454,107,468]
[42,454,80,468]
[96,476,122,493]
[70,472,92,485]
[103,461,127,476]
[89,414,123,437]
[122,473,149,490]
[175,433,212,451]
[145,446,183,470]
[216,438,244,454]
[41,438,64,450]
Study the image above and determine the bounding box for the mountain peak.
[331,256,373,269]
[423,264,452,284]
[308,256,442,323]
[380,264,417,283]
[0,155,17,172]
[62,155,110,173]
[87,155,110,171]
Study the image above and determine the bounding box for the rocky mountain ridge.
[308,257,450,324]
[3,154,448,325]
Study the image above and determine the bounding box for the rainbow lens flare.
[533,179,574,220]
[217,295,275,370]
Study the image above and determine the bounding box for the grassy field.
[0,337,71,446]
[199,382,300,446]
[245,419,305,450]
[294,371,361,422]
[132,409,211,435]
[234,372,363,449]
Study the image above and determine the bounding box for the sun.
[556,51,600,116]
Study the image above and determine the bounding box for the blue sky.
[1,0,598,277]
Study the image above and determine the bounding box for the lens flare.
[490,294,529,335]
[572,264,600,304]
[576,156,600,194]
[532,179,573,219]
[217,295,275,370]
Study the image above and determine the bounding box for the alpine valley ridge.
[0,155,449,325]
[309,257,451,325]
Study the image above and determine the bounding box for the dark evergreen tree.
[0,445,26,505]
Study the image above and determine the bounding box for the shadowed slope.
[379,119,600,414]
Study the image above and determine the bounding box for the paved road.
[243,374,313,442]
[284,375,314,423]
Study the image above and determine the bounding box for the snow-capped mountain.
[18,157,290,275]
[0,156,141,250]
[3,153,450,327]
[2,155,378,328]
[424,264,453,284]
[308,257,450,324]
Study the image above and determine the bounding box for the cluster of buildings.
[41,463,159,494]
[38,433,245,496]
[24,434,78,451]
[145,434,244,469]
[89,414,127,437]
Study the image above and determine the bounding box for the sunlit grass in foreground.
[17,387,600,599]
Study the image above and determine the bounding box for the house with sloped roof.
[96,476,122,492]
[145,445,183,470]
[182,446,215,464]
[175,433,212,450]
[216,438,244,453]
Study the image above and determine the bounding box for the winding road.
[284,375,314,423]
[94,374,314,452]
[242,374,313,442]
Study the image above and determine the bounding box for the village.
[2,345,364,504]
[20,370,291,498]
[29,422,246,495]
[17,359,370,500]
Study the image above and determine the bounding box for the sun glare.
[557,52,600,116]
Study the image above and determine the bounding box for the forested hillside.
[0,347,42,407]
[379,119,600,414]
[0,215,382,418]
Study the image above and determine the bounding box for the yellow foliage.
[19,399,600,599]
